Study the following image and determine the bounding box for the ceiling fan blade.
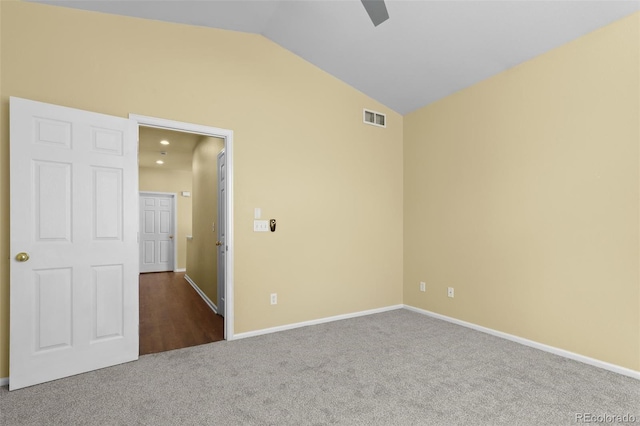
[361,0,389,27]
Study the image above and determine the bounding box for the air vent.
[363,109,386,128]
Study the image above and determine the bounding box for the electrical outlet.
[448,287,454,298]
[419,282,426,292]
[270,293,277,305]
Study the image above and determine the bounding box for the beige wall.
[139,167,193,270]
[404,13,640,371]
[187,137,224,303]
[0,2,404,378]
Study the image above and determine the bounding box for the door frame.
[138,191,178,272]
[130,114,235,341]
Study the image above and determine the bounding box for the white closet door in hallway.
[139,193,175,273]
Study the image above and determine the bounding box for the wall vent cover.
[363,109,386,128]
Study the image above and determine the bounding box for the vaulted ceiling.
[31,0,640,114]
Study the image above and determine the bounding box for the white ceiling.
[31,0,640,114]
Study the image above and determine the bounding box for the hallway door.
[216,150,226,317]
[139,193,175,273]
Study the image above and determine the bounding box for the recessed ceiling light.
[160,140,170,145]
[156,160,164,165]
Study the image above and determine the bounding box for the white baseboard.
[184,274,218,314]
[232,304,404,340]
[0,377,8,387]
[174,268,186,273]
[403,304,640,380]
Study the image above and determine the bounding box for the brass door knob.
[169,235,174,239]
[215,241,223,246]
[15,252,30,262]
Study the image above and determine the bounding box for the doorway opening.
[132,114,235,353]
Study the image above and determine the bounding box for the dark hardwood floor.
[139,272,224,355]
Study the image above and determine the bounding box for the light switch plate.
[254,220,269,232]
[254,208,262,219]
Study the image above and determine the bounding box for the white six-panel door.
[139,193,175,273]
[9,97,139,390]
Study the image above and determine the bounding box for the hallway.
[139,272,224,355]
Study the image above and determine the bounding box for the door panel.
[35,268,72,351]
[159,240,171,263]
[9,97,139,390]
[34,161,72,241]
[144,209,155,233]
[92,264,124,341]
[93,167,123,240]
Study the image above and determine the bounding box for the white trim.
[403,305,640,380]
[139,191,178,272]
[233,305,403,340]
[0,377,8,387]
[174,268,186,273]
[184,274,218,314]
[130,114,234,341]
